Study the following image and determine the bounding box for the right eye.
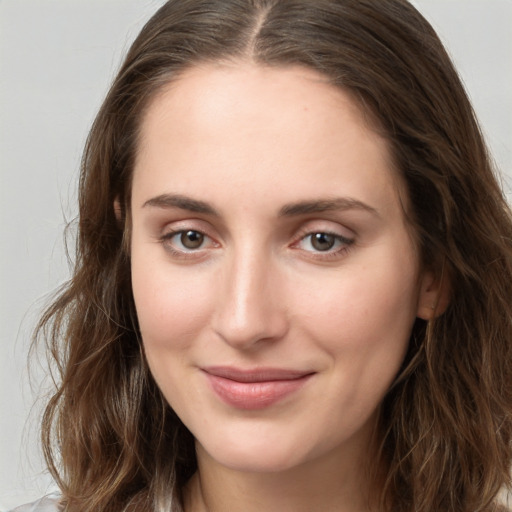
[161,229,216,255]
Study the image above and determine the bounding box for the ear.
[416,267,451,320]
[114,197,123,222]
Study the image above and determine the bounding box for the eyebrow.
[142,194,219,215]
[279,198,379,217]
[142,193,379,218]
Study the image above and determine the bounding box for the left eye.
[298,232,352,252]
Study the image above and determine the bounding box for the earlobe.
[416,267,451,320]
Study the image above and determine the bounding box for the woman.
[13,0,512,511]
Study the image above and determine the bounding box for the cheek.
[295,256,419,359]
[131,254,215,355]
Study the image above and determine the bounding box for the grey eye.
[180,230,204,249]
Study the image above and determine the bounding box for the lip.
[202,366,314,410]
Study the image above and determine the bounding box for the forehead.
[132,62,403,218]
[137,62,379,156]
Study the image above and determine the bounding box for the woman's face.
[130,63,435,474]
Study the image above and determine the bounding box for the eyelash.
[158,228,355,261]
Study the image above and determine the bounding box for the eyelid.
[158,218,218,241]
[293,220,355,243]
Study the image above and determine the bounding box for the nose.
[212,249,289,350]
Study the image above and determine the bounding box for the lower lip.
[205,373,312,410]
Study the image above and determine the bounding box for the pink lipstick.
[202,366,313,410]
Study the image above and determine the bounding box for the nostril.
[212,295,289,349]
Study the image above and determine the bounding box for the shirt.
[8,493,60,512]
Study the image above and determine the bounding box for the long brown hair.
[38,1,512,510]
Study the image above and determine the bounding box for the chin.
[196,428,313,474]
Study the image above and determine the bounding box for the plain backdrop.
[1,0,511,509]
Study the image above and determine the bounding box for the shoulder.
[8,493,61,512]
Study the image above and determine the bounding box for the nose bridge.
[213,239,287,348]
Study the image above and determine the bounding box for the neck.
[184,434,381,512]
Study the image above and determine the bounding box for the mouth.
[202,366,315,410]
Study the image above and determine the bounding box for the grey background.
[1,0,511,509]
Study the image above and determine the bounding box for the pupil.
[311,233,335,251]
[181,230,204,249]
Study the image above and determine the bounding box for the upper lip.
[202,366,314,383]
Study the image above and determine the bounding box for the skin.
[130,62,440,512]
